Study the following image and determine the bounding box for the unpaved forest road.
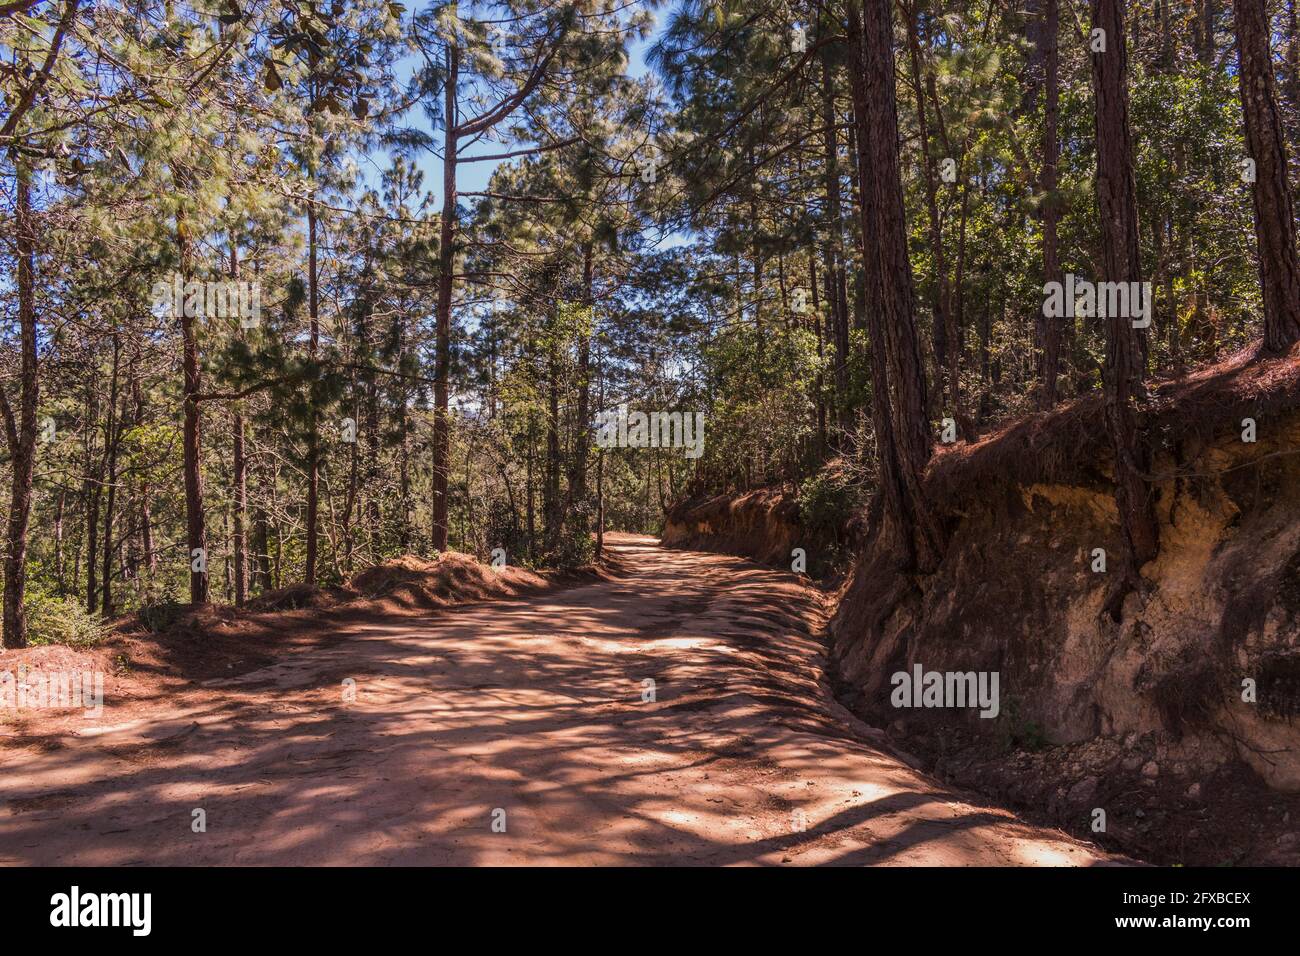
[0,535,1113,865]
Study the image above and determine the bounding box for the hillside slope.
[831,353,1300,794]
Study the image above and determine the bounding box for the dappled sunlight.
[0,536,1112,866]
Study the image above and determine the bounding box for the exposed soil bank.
[667,353,1300,864]
[664,490,805,567]
[828,352,1300,864]
[2,551,626,740]
[663,487,853,577]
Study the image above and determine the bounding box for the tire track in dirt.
[0,534,1117,865]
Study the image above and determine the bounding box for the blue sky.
[361,7,662,204]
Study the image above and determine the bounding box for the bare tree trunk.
[54,487,67,594]
[820,48,851,432]
[304,200,321,583]
[1288,1,1300,131]
[84,375,100,614]
[394,308,413,551]
[1037,0,1064,408]
[904,7,953,413]
[525,423,536,561]
[1,159,39,647]
[595,449,605,560]
[543,313,562,555]
[568,241,594,508]
[132,376,155,576]
[595,342,606,561]
[253,500,271,594]
[270,469,282,589]
[748,145,765,355]
[1199,0,1218,66]
[230,407,248,604]
[1034,0,1066,408]
[432,41,459,553]
[848,0,943,573]
[1233,0,1300,353]
[809,251,828,456]
[229,248,249,605]
[100,334,122,617]
[178,209,208,604]
[1092,0,1160,588]
[343,391,360,569]
[361,294,381,561]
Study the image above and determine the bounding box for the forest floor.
[0,535,1118,865]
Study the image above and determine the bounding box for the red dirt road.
[0,535,1113,865]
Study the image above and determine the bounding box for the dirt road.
[0,535,1112,865]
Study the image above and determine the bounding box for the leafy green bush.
[484,498,531,568]
[798,469,863,542]
[555,503,597,569]
[23,589,109,648]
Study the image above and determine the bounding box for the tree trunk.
[568,241,594,509]
[1199,0,1218,67]
[54,487,67,595]
[595,342,606,561]
[100,334,122,617]
[525,424,536,561]
[1092,0,1160,582]
[544,320,561,554]
[304,200,321,583]
[394,306,413,551]
[178,210,208,605]
[1233,0,1300,353]
[432,41,459,553]
[904,9,954,413]
[132,376,155,575]
[848,0,943,573]
[748,146,765,355]
[1,159,40,647]
[230,247,248,605]
[595,449,605,560]
[1284,0,1300,185]
[820,49,851,433]
[362,295,381,559]
[84,375,101,614]
[270,469,282,588]
[343,391,360,569]
[1038,0,1064,407]
[252,501,271,594]
[809,251,828,456]
[231,408,248,604]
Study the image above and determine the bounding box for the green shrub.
[23,590,109,648]
[138,597,187,633]
[798,470,863,541]
[553,504,596,569]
